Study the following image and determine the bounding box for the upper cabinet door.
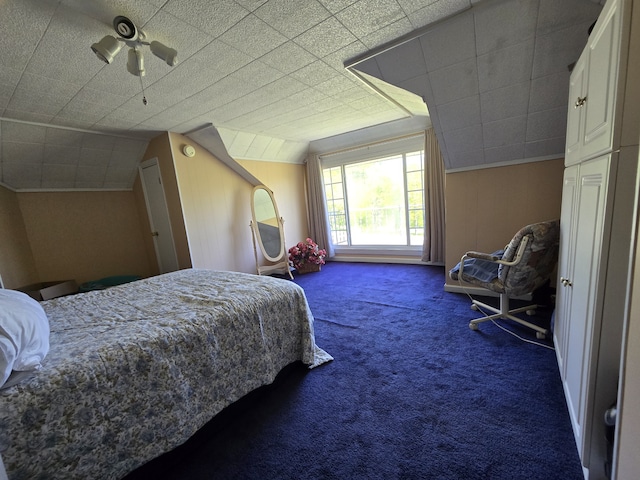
[565,0,624,166]
[565,52,588,166]
[582,0,623,160]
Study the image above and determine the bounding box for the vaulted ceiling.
[0,0,603,190]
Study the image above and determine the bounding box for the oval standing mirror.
[250,185,292,278]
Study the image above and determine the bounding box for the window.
[322,137,425,251]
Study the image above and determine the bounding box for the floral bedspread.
[0,269,330,480]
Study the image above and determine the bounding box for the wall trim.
[445,155,563,174]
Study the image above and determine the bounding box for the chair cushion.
[498,220,560,295]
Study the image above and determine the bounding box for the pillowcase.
[0,289,50,388]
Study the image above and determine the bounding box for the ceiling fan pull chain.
[139,74,148,106]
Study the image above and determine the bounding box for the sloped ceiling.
[0,0,603,190]
[348,0,604,170]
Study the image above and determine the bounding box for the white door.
[140,158,179,273]
[561,154,611,466]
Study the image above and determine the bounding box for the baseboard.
[443,283,532,301]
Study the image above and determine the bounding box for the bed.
[0,268,331,480]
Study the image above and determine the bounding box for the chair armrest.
[464,251,502,262]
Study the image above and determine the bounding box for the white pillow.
[0,289,50,388]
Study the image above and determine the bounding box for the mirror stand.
[250,218,292,279]
[249,185,293,279]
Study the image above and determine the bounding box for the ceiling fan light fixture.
[150,41,178,66]
[126,48,145,77]
[91,35,122,64]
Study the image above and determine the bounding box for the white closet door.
[562,154,611,466]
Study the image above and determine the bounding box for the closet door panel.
[555,165,579,374]
[562,154,611,465]
[582,0,622,159]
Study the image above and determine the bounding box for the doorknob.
[574,96,587,108]
[560,277,573,287]
[151,231,159,237]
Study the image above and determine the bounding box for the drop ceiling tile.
[315,75,360,96]
[529,71,570,113]
[447,145,485,169]
[0,0,57,71]
[45,127,85,147]
[219,14,288,58]
[532,22,592,78]
[163,0,249,38]
[59,0,161,28]
[2,162,42,189]
[104,166,136,184]
[474,0,537,56]
[262,138,287,159]
[75,165,107,183]
[351,59,383,79]
[479,81,530,123]
[428,58,478,106]
[437,95,480,132]
[360,17,414,50]
[79,147,112,167]
[484,143,525,164]
[398,72,432,105]
[336,0,405,38]
[259,42,318,74]
[526,106,567,142]
[82,133,116,150]
[24,9,107,84]
[2,122,47,144]
[477,41,534,93]
[2,142,44,164]
[255,0,331,38]
[108,151,143,170]
[442,124,483,156]
[293,17,358,58]
[318,0,359,14]
[483,115,527,148]
[52,107,105,130]
[407,0,471,29]
[41,164,76,183]
[246,135,273,158]
[235,0,269,11]
[290,61,342,87]
[112,137,149,153]
[536,0,602,36]
[373,38,427,85]
[70,87,131,110]
[419,11,475,72]
[524,136,566,158]
[6,94,65,118]
[43,145,81,165]
[323,40,367,71]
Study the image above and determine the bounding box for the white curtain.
[422,128,446,264]
[305,154,335,259]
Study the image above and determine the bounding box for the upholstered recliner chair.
[449,219,560,339]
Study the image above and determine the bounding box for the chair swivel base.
[468,295,548,339]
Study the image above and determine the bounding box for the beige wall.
[238,159,309,252]
[140,133,192,271]
[17,190,154,285]
[158,133,306,274]
[616,186,640,479]
[0,185,39,289]
[445,158,564,285]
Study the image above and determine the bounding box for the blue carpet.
[126,262,582,479]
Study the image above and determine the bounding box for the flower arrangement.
[288,238,326,271]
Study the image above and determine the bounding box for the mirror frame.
[250,185,286,263]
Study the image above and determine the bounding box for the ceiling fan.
[91,15,178,104]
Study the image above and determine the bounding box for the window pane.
[345,156,406,245]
